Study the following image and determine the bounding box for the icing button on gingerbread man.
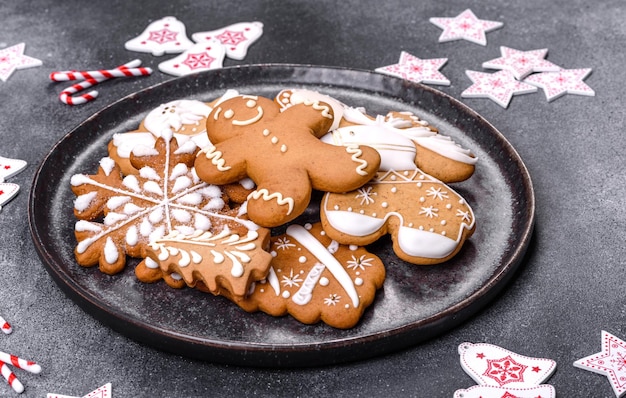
[194,94,381,227]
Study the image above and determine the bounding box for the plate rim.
[28,63,535,366]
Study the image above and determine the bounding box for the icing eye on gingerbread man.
[195,94,381,227]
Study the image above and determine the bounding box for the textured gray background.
[0,0,623,396]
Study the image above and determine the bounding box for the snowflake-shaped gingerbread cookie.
[71,132,255,275]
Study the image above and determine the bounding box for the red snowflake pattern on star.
[429,9,503,46]
[375,51,450,86]
[500,393,518,398]
[0,43,42,82]
[216,30,247,46]
[147,28,179,44]
[482,47,561,80]
[523,68,594,102]
[483,355,527,386]
[462,70,537,108]
[181,52,216,70]
[574,330,626,397]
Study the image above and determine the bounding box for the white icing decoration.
[99,157,116,176]
[286,225,360,308]
[173,140,197,155]
[140,218,152,236]
[145,257,159,269]
[132,145,160,157]
[176,192,203,205]
[75,220,102,232]
[170,273,182,281]
[204,197,226,210]
[172,208,192,223]
[247,189,295,215]
[149,208,164,224]
[70,174,91,186]
[170,163,189,180]
[239,177,255,190]
[104,237,119,264]
[194,214,212,230]
[107,196,131,210]
[126,226,139,246]
[104,212,127,226]
[122,175,141,192]
[123,203,142,215]
[292,262,325,306]
[172,176,192,193]
[143,181,164,196]
[74,192,98,212]
[319,277,329,286]
[139,167,160,181]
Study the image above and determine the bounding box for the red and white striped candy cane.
[49,59,152,82]
[53,59,153,105]
[0,360,24,394]
[0,351,41,374]
[0,315,12,334]
[58,77,106,105]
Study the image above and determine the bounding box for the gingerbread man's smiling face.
[208,95,279,143]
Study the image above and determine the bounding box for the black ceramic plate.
[29,65,534,367]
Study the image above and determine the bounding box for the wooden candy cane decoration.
[49,59,152,81]
[51,59,153,105]
[0,351,41,374]
[0,361,24,394]
[0,315,11,334]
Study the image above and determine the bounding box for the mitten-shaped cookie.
[320,112,476,265]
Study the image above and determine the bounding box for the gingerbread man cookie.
[194,94,381,227]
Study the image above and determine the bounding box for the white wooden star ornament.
[375,51,450,86]
[429,9,503,46]
[482,46,561,80]
[0,43,42,82]
[524,67,594,102]
[461,70,538,108]
[574,331,626,397]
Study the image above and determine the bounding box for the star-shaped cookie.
[429,9,503,46]
[461,70,537,108]
[375,51,450,86]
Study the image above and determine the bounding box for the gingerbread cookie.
[318,105,476,265]
[277,89,476,183]
[109,98,213,176]
[136,227,273,298]
[194,94,381,227]
[222,223,386,329]
[71,131,256,275]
